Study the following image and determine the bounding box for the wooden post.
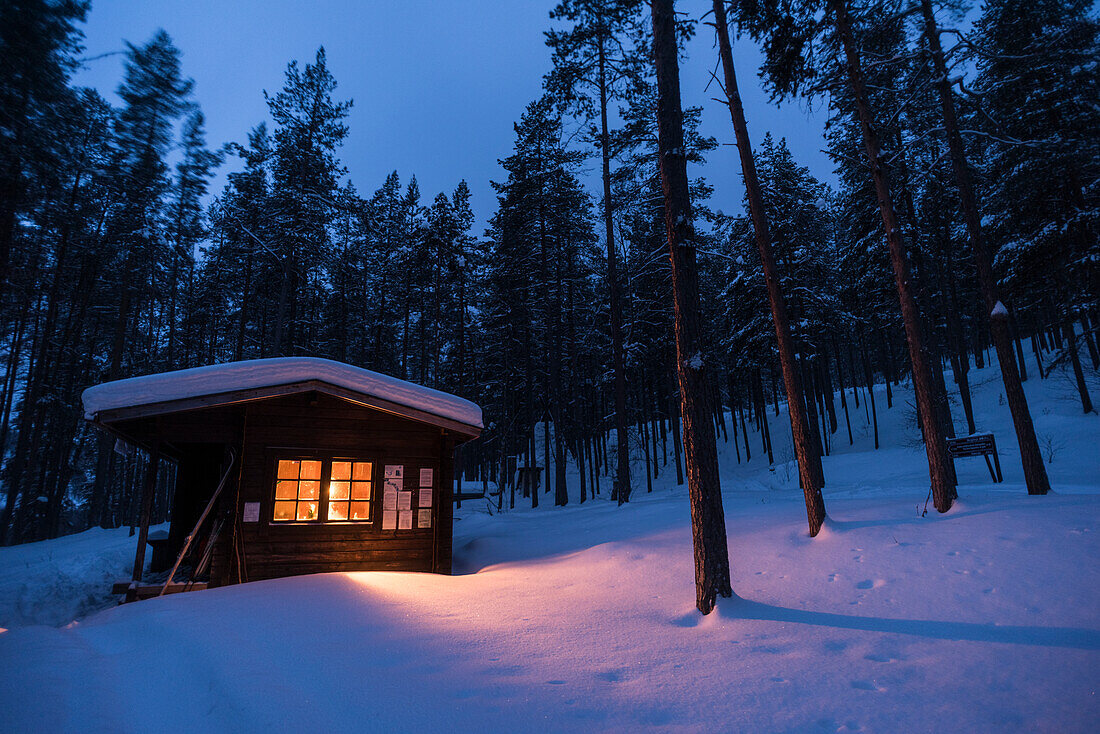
[436,430,455,574]
[128,447,160,602]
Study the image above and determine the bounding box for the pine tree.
[712,0,826,535]
[167,110,220,368]
[736,0,957,512]
[87,30,195,536]
[0,0,88,298]
[971,0,1099,412]
[482,98,598,509]
[264,47,351,356]
[546,0,646,504]
[916,0,1052,492]
[651,0,732,614]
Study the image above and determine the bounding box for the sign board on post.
[946,432,1003,482]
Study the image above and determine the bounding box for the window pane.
[328,501,349,521]
[331,461,352,481]
[298,480,320,500]
[297,501,318,521]
[352,462,372,481]
[277,460,300,480]
[329,481,350,500]
[273,501,295,521]
[351,481,371,500]
[300,460,323,480]
[350,501,370,521]
[275,480,298,500]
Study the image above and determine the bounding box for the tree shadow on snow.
[674,596,1100,650]
[819,502,1025,532]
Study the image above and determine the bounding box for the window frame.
[269,453,376,526]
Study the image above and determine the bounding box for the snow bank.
[81,357,483,429]
[0,524,165,629]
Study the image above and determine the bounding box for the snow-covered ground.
[1,361,1097,732]
[0,523,167,629]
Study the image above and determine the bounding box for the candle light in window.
[329,481,350,500]
[298,501,318,521]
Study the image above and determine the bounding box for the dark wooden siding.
[179,392,457,585]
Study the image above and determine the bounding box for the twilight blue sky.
[73,0,834,233]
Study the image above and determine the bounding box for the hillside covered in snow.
[1,361,1098,732]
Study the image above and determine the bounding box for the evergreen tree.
[713,0,827,535]
[547,0,646,504]
[651,0,732,614]
[264,47,351,356]
[972,0,1099,412]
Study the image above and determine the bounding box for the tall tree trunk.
[920,0,1050,494]
[652,0,732,614]
[596,33,632,505]
[831,0,954,511]
[1064,320,1094,413]
[714,1,824,536]
[1080,314,1099,369]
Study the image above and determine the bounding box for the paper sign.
[384,465,404,479]
[384,477,402,493]
[243,502,260,523]
[398,511,413,529]
[382,510,397,530]
[398,491,412,511]
[383,488,398,511]
[419,468,434,487]
[418,509,432,528]
[419,488,433,507]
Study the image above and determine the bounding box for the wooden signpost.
[946,433,1003,483]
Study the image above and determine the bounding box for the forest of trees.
[1,0,1097,600]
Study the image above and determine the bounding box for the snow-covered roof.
[81,357,483,430]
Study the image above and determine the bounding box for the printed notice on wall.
[384,477,402,494]
[243,502,260,523]
[398,491,412,511]
[382,510,397,530]
[398,511,413,530]
[419,468,433,487]
[418,509,432,528]
[384,465,404,479]
[383,488,397,511]
[419,488,432,507]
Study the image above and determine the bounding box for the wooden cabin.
[82,358,482,596]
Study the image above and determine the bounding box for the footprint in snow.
[856,579,886,590]
[850,679,885,691]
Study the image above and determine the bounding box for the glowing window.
[273,459,321,521]
[328,461,372,521]
[272,458,373,523]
